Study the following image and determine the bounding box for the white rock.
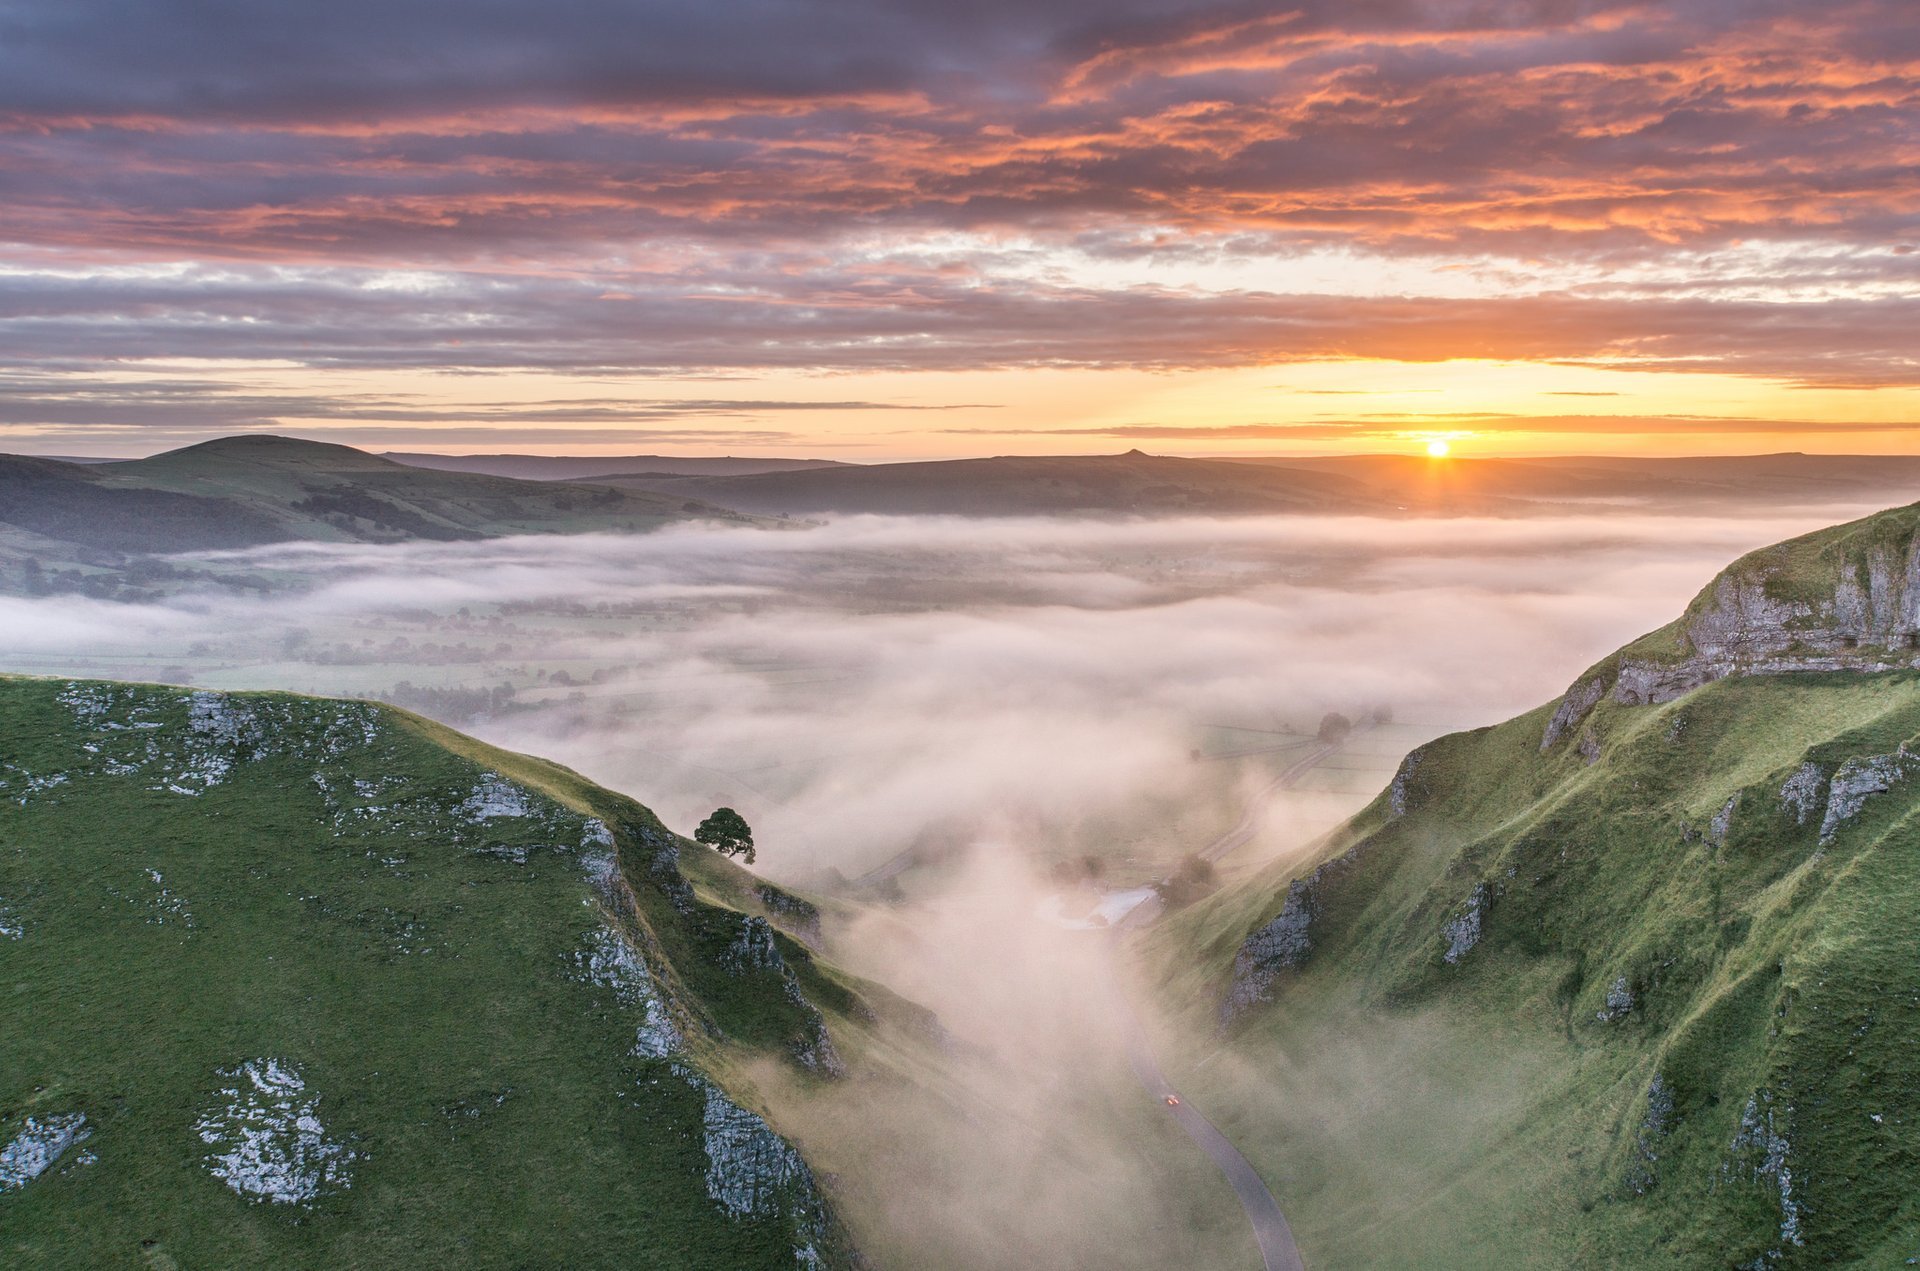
[195,1059,355,1206]
[0,1113,90,1191]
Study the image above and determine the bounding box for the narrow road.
[1196,742,1336,864]
[1103,947,1307,1271]
[1109,734,1345,1268]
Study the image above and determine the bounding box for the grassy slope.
[1150,670,1920,1266]
[0,435,757,562]
[0,675,876,1269]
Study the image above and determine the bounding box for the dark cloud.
[0,0,1914,406]
[1,267,1916,389]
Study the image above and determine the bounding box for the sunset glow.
[0,2,1915,459]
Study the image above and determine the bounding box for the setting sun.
[1426,439,1451,458]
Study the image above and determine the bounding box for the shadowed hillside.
[385,452,847,481]
[576,450,1382,517]
[0,435,768,598]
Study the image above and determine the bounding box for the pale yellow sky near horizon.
[11,356,1920,461]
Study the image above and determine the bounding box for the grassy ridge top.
[0,674,875,1269]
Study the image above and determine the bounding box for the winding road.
[1109,733,1347,1270]
[1104,949,1307,1271]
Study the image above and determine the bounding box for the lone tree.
[695,807,756,865]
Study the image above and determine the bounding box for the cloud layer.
[1,0,1918,440]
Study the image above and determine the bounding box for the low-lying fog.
[1,506,1876,883]
[0,502,1883,1267]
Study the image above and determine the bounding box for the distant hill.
[385,452,848,480]
[1238,452,1920,512]
[577,449,1920,519]
[577,450,1383,517]
[0,675,883,1267]
[0,435,768,596]
[1155,499,1920,1266]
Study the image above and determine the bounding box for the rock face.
[717,915,848,1079]
[1780,762,1827,825]
[1597,976,1635,1022]
[689,1072,837,1269]
[1441,885,1486,965]
[195,1059,356,1206]
[722,915,786,976]
[459,773,534,821]
[0,1113,91,1191]
[572,926,683,1060]
[1722,1091,1804,1254]
[1819,750,1915,842]
[1542,677,1607,750]
[1388,746,1426,817]
[1623,1074,1675,1196]
[1541,528,1920,746]
[757,884,824,949]
[1222,877,1318,1023]
[1708,794,1740,845]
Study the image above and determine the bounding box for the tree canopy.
[695,806,755,865]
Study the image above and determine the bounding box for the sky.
[1,0,1917,459]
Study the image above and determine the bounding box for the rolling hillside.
[576,450,1382,517]
[1148,500,1920,1268]
[0,434,768,598]
[575,449,1920,520]
[385,452,847,481]
[0,675,901,1268]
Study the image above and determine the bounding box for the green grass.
[0,675,859,1269]
[1147,670,1920,1269]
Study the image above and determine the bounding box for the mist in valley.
[0,499,1887,1266]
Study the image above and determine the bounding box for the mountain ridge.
[1151,498,1920,1268]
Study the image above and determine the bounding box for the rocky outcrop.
[1625,1073,1675,1196]
[0,1113,91,1191]
[1780,762,1827,825]
[638,825,696,913]
[1542,676,1607,750]
[1542,533,1920,743]
[459,773,534,821]
[1388,746,1426,816]
[1597,976,1635,1022]
[722,915,786,976]
[1441,885,1486,964]
[195,1059,356,1206]
[1721,1090,1804,1253]
[572,926,683,1060]
[1819,749,1916,842]
[757,884,824,949]
[1222,878,1318,1023]
[1708,794,1740,845]
[688,1071,839,1269]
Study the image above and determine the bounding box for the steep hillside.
[1150,501,1920,1269]
[576,450,1380,517]
[0,675,893,1268]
